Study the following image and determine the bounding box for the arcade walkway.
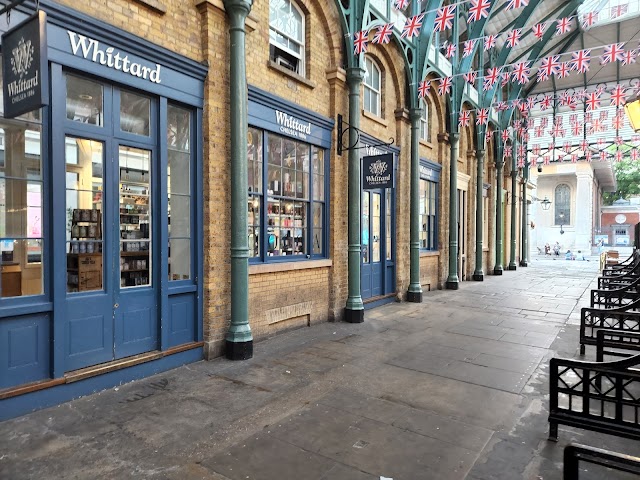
[2,257,639,479]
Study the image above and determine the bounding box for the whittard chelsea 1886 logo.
[10,37,34,77]
[362,153,393,190]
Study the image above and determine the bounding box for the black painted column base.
[446,280,459,290]
[225,340,253,360]
[472,273,484,281]
[493,267,503,275]
[406,291,423,303]
[519,261,528,267]
[345,308,364,323]
[508,264,517,271]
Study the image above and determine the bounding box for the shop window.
[420,99,431,142]
[419,178,438,250]
[554,184,570,225]
[269,0,305,76]
[483,191,489,247]
[248,128,326,260]
[364,56,381,117]
[66,75,104,126]
[167,104,192,281]
[120,90,151,137]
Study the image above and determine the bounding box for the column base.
[493,267,503,275]
[446,280,459,290]
[345,308,364,323]
[519,260,528,267]
[508,264,517,271]
[225,340,253,361]
[406,290,423,303]
[472,273,484,281]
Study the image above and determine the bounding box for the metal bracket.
[337,114,394,155]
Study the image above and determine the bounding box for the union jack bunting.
[585,91,601,111]
[615,137,624,146]
[632,149,640,161]
[463,40,476,58]
[503,146,512,158]
[591,120,604,133]
[611,4,628,18]
[485,129,493,143]
[597,137,606,147]
[517,158,526,169]
[459,110,471,127]
[571,123,583,136]
[539,95,552,110]
[518,145,527,157]
[468,0,491,22]
[445,43,456,58]
[495,101,508,111]
[557,152,565,162]
[610,84,627,107]
[506,0,528,10]
[571,154,578,163]
[417,80,431,99]
[401,14,425,39]
[556,17,572,35]
[571,49,591,73]
[612,114,626,129]
[434,5,455,32]
[556,62,571,79]
[540,117,549,128]
[584,112,592,123]
[622,50,637,66]
[569,114,578,125]
[551,125,564,137]
[506,29,521,48]
[533,23,546,40]
[533,145,541,156]
[463,72,477,85]
[501,129,511,142]
[499,72,509,88]
[615,150,624,162]
[540,55,560,78]
[438,76,452,95]
[393,0,410,9]
[559,91,576,109]
[581,12,598,29]
[580,139,589,151]
[563,141,572,153]
[354,31,369,54]
[599,110,608,121]
[543,156,550,165]
[483,67,500,90]
[512,62,531,84]
[554,116,563,126]
[476,108,489,125]
[534,126,544,137]
[372,23,394,44]
[633,135,640,143]
[484,34,497,51]
[585,150,592,162]
[529,156,537,167]
[527,97,536,111]
[601,43,625,64]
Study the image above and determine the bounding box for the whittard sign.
[362,153,393,190]
[2,11,49,119]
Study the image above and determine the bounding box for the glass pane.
[168,105,190,152]
[120,146,151,288]
[66,75,103,126]
[66,138,104,293]
[248,128,262,193]
[1,239,41,297]
[120,90,150,136]
[168,195,190,237]
[267,197,281,256]
[362,192,369,264]
[372,193,381,262]
[169,239,190,281]
[364,88,371,112]
[312,202,323,255]
[386,191,392,260]
[293,202,306,255]
[248,197,260,258]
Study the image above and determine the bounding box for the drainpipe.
[508,142,518,270]
[446,132,460,289]
[345,67,365,323]
[494,147,504,275]
[224,0,253,360]
[407,107,423,302]
[473,149,485,281]
[520,164,529,266]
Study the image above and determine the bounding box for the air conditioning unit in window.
[275,54,297,73]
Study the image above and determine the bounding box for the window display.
[419,178,438,250]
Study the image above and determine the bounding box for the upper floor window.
[420,100,431,142]
[364,56,381,116]
[554,184,571,225]
[269,0,305,76]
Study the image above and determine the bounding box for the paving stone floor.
[2,256,640,479]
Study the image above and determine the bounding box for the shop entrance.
[62,75,158,371]
[457,188,467,281]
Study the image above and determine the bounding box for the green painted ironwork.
[509,133,518,270]
[473,149,485,281]
[520,164,529,267]
[494,138,505,275]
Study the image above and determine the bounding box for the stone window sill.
[362,110,388,128]
[267,61,316,89]
[420,250,440,257]
[249,259,332,275]
[419,139,434,149]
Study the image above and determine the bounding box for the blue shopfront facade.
[0,2,207,419]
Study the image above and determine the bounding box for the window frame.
[554,183,571,225]
[418,160,440,252]
[420,99,431,142]
[363,56,382,117]
[269,0,306,77]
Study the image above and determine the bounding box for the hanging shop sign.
[363,153,393,190]
[2,11,49,119]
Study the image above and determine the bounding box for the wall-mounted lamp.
[531,196,552,211]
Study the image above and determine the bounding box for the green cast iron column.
[345,67,365,323]
[446,133,460,289]
[224,0,253,360]
[508,153,518,271]
[407,107,423,302]
[520,164,529,267]
[473,149,485,281]
[494,156,504,275]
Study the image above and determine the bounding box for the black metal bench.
[563,444,640,479]
[596,330,640,361]
[580,299,640,355]
[590,276,640,308]
[604,250,638,273]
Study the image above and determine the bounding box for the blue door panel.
[361,264,372,299]
[385,265,395,295]
[65,295,114,371]
[372,263,383,297]
[168,294,195,347]
[0,314,50,388]
[114,290,157,358]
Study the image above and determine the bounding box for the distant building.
[600,197,640,247]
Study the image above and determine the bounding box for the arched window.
[363,56,381,116]
[269,0,305,76]
[554,184,571,225]
[420,99,431,142]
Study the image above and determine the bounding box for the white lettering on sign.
[275,110,311,140]
[67,31,161,84]
[365,145,384,156]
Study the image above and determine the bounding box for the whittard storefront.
[0,3,207,419]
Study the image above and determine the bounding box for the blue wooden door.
[361,190,384,299]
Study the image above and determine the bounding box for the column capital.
[449,132,461,142]
[408,107,422,122]
[346,66,365,86]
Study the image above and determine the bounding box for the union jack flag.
[615,150,624,162]
[564,141,572,153]
[584,112,593,123]
[533,145,541,156]
[612,114,626,129]
[483,67,500,90]
[554,116,563,126]
[598,138,606,149]
[393,0,410,9]
[601,43,625,64]
[463,71,477,85]
[518,145,527,157]
[459,110,471,127]
[543,155,550,165]
[512,62,531,84]
[570,49,591,73]
[506,29,521,48]
[599,110,609,121]
[560,92,577,110]
[438,76,452,95]
[495,101,508,111]
[476,108,489,125]
[484,34,497,51]
[534,126,544,137]
[585,91,601,111]
[485,129,494,143]
[540,117,549,128]
[401,14,425,39]
[551,124,564,137]
[506,0,528,10]
[418,80,431,99]
[434,5,455,32]
[539,94,552,110]
[585,150,592,162]
[533,23,546,40]
[611,4,628,18]
[501,129,511,142]
[463,40,476,58]
[622,50,637,66]
[529,156,538,167]
[633,135,640,143]
[572,123,583,136]
[372,23,394,44]
[571,154,578,163]
[556,17,572,35]
[610,84,627,107]
[527,97,536,111]
[353,31,369,55]
[557,152,565,162]
[468,0,491,22]
[581,12,598,29]
[632,149,640,161]
[503,146,513,158]
[517,158,526,169]
[445,43,456,58]
[540,55,560,77]
[590,119,604,133]
[615,137,624,146]
[580,139,589,151]
[570,113,578,125]
[556,62,571,79]
[499,72,509,87]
